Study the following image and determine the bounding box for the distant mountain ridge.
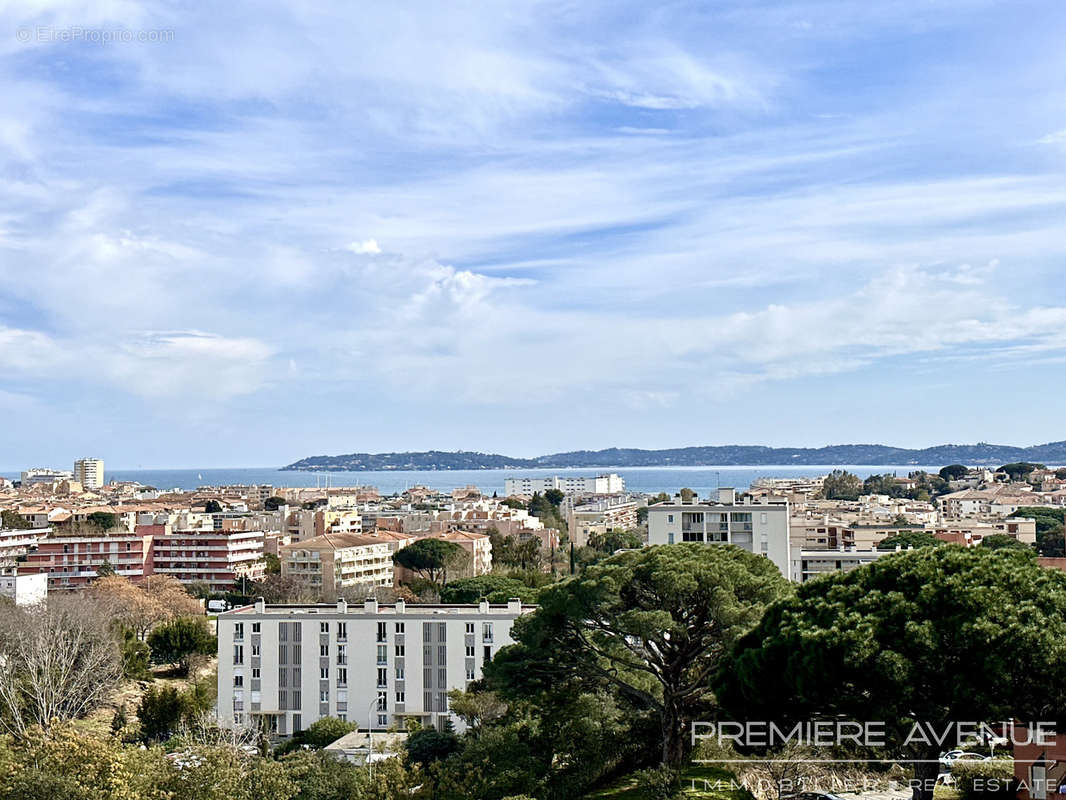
[281,441,1066,471]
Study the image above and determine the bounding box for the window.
[252,622,260,633]
[377,622,387,642]
[233,645,244,664]
[482,623,493,642]
[337,622,347,640]
[233,674,244,687]
[377,668,387,687]
[337,668,347,686]
[395,622,404,633]
[320,644,328,657]
[465,622,474,634]
[251,643,261,657]
[438,668,446,684]
[233,623,244,640]
[377,714,388,727]
[466,667,475,680]
[396,690,405,703]
[667,514,674,523]
[395,643,405,657]
[320,667,329,680]
[293,714,302,733]
[377,690,387,711]
[395,665,405,680]
[437,622,446,641]
[319,689,329,702]
[465,645,475,657]
[422,624,432,643]
[337,645,347,665]
[483,646,491,662]
[252,667,260,679]
[320,622,329,633]
[377,645,388,664]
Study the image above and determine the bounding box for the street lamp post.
[366,696,380,779]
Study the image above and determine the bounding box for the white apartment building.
[789,546,885,582]
[0,569,47,606]
[504,473,625,497]
[646,488,791,578]
[73,458,105,490]
[19,468,74,485]
[216,598,534,737]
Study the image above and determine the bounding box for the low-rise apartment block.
[22,530,155,588]
[280,534,393,593]
[504,473,625,497]
[565,496,640,547]
[151,526,266,592]
[216,598,534,736]
[647,488,791,577]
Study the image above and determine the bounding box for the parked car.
[206,599,228,613]
[940,751,989,768]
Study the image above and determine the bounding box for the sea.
[0,465,942,496]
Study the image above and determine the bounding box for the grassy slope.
[585,764,754,800]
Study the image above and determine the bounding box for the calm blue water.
[0,465,941,495]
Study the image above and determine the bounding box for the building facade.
[151,527,266,592]
[504,473,625,497]
[73,458,105,490]
[646,488,791,578]
[0,568,48,605]
[22,531,155,588]
[216,599,534,737]
[280,534,393,593]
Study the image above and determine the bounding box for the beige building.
[283,509,362,543]
[280,533,393,592]
[73,458,105,490]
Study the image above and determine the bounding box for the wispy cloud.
[1,0,1065,464]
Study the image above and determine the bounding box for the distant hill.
[281,441,1066,471]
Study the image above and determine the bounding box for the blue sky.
[2,0,1066,468]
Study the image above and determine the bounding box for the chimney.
[507,597,522,613]
[479,599,489,614]
[718,487,736,505]
[337,598,347,614]
[364,597,378,613]
[254,597,265,613]
[395,598,406,614]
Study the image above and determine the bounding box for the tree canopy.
[939,464,969,481]
[715,546,1066,800]
[820,469,864,500]
[147,617,216,675]
[488,543,791,766]
[998,462,1045,481]
[439,575,539,604]
[394,538,469,586]
[876,530,944,550]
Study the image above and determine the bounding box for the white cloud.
[347,239,382,255]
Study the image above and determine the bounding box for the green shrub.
[951,758,1017,800]
[632,765,681,800]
